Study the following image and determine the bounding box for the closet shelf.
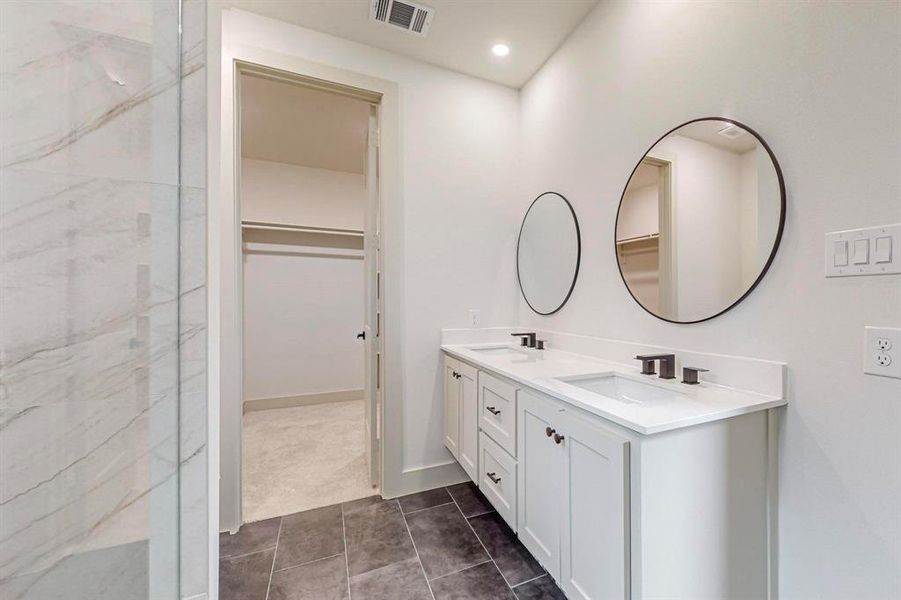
[616,233,659,245]
[241,220,364,237]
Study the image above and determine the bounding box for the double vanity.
[442,331,786,600]
[441,116,789,598]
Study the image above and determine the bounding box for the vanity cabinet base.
[443,350,773,599]
[519,388,770,600]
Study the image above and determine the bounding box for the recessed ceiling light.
[491,43,510,57]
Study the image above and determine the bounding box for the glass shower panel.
[0,1,201,598]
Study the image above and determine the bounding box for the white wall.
[241,158,366,230]
[655,134,745,321]
[739,148,759,284]
[518,2,901,598]
[618,182,658,241]
[241,159,365,402]
[242,231,364,401]
[219,9,521,526]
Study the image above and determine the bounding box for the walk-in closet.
[237,70,379,522]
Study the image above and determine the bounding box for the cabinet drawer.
[479,371,518,456]
[478,432,517,531]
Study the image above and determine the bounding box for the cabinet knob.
[486,406,501,416]
[545,427,556,437]
[554,433,565,445]
[486,472,502,484]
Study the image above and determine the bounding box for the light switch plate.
[864,326,901,379]
[468,309,481,327]
[825,223,901,277]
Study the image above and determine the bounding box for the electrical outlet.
[468,309,481,328]
[864,327,901,378]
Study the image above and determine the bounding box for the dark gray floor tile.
[219,517,281,558]
[405,502,488,580]
[349,557,432,600]
[447,482,495,518]
[219,548,275,600]
[430,561,516,600]
[275,504,345,570]
[344,498,417,576]
[512,575,567,599]
[468,512,544,586]
[398,487,453,513]
[269,554,349,600]
[342,495,385,515]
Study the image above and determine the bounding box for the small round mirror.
[517,192,581,315]
[615,118,785,323]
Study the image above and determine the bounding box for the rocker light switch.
[833,241,848,266]
[852,238,869,264]
[875,236,892,263]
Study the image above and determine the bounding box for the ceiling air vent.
[371,0,434,36]
[717,123,746,139]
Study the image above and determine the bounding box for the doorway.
[235,63,382,523]
[616,156,676,316]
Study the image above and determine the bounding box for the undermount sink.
[465,345,528,356]
[555,373,686,405]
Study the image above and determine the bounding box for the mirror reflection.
[517,192,581,315]
[616,118,784,323]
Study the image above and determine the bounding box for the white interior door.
[363,105,381,487]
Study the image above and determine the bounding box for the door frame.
[217,51,400,533]
[642,154,677,317]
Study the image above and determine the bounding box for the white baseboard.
[243,389,364,413]
[381,460,468,499]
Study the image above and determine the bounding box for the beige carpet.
[242,399,376,523]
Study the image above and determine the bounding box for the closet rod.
[241,220,364,237]
[616,233,660,245]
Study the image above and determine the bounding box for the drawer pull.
[554,433,565,445]
[452,371,461,379]
[545,427,556,437]
[486,406,501,416]
[486,472,502,484]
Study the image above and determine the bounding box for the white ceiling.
[240,73,371,173]
[675,120,758,154]
[222,0,600,88]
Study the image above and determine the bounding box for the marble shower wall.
[0,1,207,598]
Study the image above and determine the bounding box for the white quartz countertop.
[441,343,786,435]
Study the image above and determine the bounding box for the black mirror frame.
[614,117,786,324]
[516,191,582,316]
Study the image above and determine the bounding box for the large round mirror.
[517,192,581,315]
[616,118,785,323]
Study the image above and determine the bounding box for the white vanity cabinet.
[517,387,769,600]
[442,347,773,600]
[443,356,478,481]
[518,390,629,599]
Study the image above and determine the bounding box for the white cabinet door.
[517,390,565,580]
[443,357,460,459]
[457,362,479,482]
[559,411,630,600]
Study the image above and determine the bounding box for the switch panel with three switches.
[825,223,900,277]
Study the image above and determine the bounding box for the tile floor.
[220,482,567,599]
[243,400,375,522]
